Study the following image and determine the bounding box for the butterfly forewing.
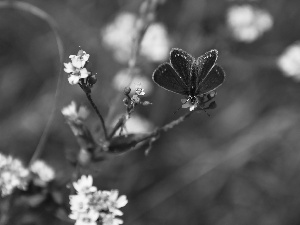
[196,65,225,95]
[195,50,218,91]
[170,48,194,86]
[152,63,189,95]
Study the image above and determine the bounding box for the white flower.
[181,98,197,111]
[61,101,90,122]
[135,84,145,96]
[30,160,55,186]
[73,175,97,194]
[100,213,123,225]
[0,153,29,196]
[74,210,99,225]
[101,12,170,63]
[69,175,128,225]
[64,50,91,85]
[227,4,273,42]
[69,194,90,214]
[278,42,300,81]
[69,50,90,69]
[106,190,128,216]
[140,23,170,62]
[64,62,76,73]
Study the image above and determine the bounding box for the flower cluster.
[64,50,97,89]
[226,4,273,43]
[69,175,128,225]
[30,160,55,187]
[0,153,29,196]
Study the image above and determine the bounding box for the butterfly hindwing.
[196,65,226,95]
[170,48,194,86]
[152,63,189,95]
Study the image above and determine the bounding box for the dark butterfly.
[152,48,225,109]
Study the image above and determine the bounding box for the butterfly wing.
[170,48,194,86]
[152,63,189,95]
[196,65,226,94]
[194,49,218,92]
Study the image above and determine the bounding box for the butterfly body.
[152,48,225,106]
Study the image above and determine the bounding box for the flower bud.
[124,87,131,95]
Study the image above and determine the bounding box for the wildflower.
[64,50,92,85]
[73,175,97,194]
[30,160,55,186]
[0,153,29,196]
[135,84,145,96]
[69,175,128,225]
[277,42,300,81]
[61,101,90,122]
[227,4,273,42]
[69,50,90,69]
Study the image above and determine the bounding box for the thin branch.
[85,92,108,140]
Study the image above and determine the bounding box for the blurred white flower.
[69,175,128,225]
[141,23,170,62]
[277,42,300,81]
[112,69,153,94]
[101,12,170,63]
[73,175,97,194]
[0,153,29,196]
[30,160,55,186]
[123,114,154,133]
[227,4,273,42]
[61,101,90,122]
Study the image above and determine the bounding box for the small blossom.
[61,101,89,122]
[30,160,55,186]
[69,50,90,69]
[277,42,300,81]
[74,210,99,225]
[73,175,97,194]
[131,95,140,104]
[227,4,273,42]
[100,213,123,225]
[69,175,128,225]
[181,99,197,111]
[0,153,29,196]
[135,85,145,96]
[69,194,90,214]
[64,62,76,73]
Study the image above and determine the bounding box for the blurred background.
[1,0,300,224]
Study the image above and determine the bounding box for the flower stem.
[85,92,108,140]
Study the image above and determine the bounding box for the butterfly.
[152,48,225,110]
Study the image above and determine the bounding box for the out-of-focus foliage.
[1,0,300,224]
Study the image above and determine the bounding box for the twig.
[85,92,108,140]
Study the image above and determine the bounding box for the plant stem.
[85,92,108,140]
